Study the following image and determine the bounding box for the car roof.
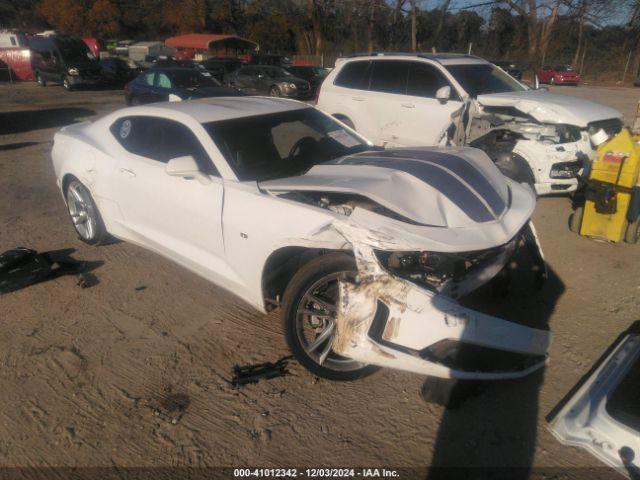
[340,52,489,66]
[130,97,310,123]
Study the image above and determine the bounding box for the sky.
[417,0,631,26]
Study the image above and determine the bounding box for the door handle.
[351,97,365,102]
[119,167,136,177]
[401,103,415,108]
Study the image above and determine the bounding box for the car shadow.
[0,108,96,135]
[425,259,565,479]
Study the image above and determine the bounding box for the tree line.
[2,0,640,82]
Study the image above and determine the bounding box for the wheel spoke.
[307,321,335,353]
[317,336,333,365]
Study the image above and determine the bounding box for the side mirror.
[166,156,210,184]
[436,85,451,103]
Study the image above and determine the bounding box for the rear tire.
[63,76,73,91]
[282,252,379,381]
[625,218,640,244]
[36,72,46,86]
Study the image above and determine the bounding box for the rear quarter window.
[334,61,371,90]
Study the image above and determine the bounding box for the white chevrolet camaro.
[52,97,550,381]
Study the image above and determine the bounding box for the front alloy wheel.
[282,253,379,381]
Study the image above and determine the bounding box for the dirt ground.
[1,82,639,478]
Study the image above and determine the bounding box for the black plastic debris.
[0,247,102,294]
[77,272,99,289]
[231,356,293,387]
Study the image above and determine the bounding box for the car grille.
[588,118,623,136]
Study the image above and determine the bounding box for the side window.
[406,62,452,99]
[369,60,410,95]
[334,61,371,90]
[156,73,171,89]
[143,72,155,86]
[160,121,218,175]
[110,117,219,176]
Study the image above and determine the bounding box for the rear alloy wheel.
[65,179,107,245]
[269,86,281,97]
[36,72,46,86]
[282,253,379,381]
[63,76,73,91]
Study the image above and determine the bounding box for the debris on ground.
[230,356,293,387]
[0,247,102,294]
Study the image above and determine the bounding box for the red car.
[537,65,581,85]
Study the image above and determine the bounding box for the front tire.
[282,253,379,381]
[495,153,536,191]
[269,86,281,97]
[65,178,107,245]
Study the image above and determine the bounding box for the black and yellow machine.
[570,128,640,243]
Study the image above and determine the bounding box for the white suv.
[317,53,623,195]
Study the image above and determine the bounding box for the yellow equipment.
[570,128,640,243]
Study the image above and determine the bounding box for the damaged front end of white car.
[447,91,623,196]
[263,147,551,381]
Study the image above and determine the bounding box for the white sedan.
[52,97,550,381]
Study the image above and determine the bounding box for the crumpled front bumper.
[331,222,552,380]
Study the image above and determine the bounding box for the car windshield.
[445,63,526,97]
[167,70,221,87]
[262,66,291,78]
[554,65,573,72]
[204,108,369,181]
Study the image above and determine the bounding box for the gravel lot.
[1,82,639,478]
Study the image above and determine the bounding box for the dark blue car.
[124,67,240,105]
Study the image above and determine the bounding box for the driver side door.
[109,115,229,282]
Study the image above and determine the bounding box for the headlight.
[68,68,79,76]
[550,161,582,179]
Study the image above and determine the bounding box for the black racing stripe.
[363,149,507,217]
[334,156,495,222]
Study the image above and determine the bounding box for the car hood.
[476,90,622,127]
[260,147,535,233]
[177,86,240,98]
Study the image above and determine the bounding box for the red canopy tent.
[165,34,258,60]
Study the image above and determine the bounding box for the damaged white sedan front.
[51,97,550,382]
